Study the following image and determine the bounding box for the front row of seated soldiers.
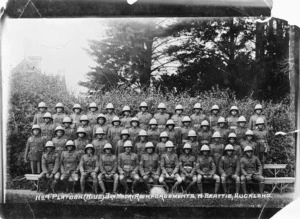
[37,136,264,195]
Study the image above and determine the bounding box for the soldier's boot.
[120,180,129,194]
[197,183,203,194]
[113,180,118,194]
[259,182,265,194]
[171,182,180,193]
[98,181,106,194]
[235,183,241,194]
[241,183,247,194]
[222,183,227,194]
[93,180,98,194]
[132,180,139,194]
[71,181,76,194]
[186,181,196,193]
[80,181,85,194]
[160,181,169,192]
[44,181,51,194]
[51,179,58,194]
[214,183,220,194]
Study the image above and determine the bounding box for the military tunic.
[74,138,89,156]
[197,130,212,145]
[210,143,224,167]
[63,125,75,140]
[53,112,67,127]
[121,116,132,129]
[99,153,118,174]
[118,152,139,175]
[25,136,45,161]
[105,113,117,126]
[139,152,160,176]
[156,142,166,157]
[154,113,170,132]
[92,138,109,156]
[190,113,208,130]
[161,152,179,175]
[226,116,239,131]
[52,137,68,155]
[249,114,267,130]
[136,112,152,130]
[70,113,82,129]
[33,112,45,125]
[40,123,55,141]
[147,128,160,146]
[78,124,93,141]
[209,114,220,130]
[171,114,184,128]
[179,153,197,176]
[87,112,99,129]
[79,154,99,173]
[41,151,60,174]
[92,124,109,138]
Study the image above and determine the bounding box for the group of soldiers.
[24,101,269,194]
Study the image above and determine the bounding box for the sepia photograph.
[1,0,300,218]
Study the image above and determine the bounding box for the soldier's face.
[67,146,73,151]
[255,109,262,115]
[56,107,63,113]
[56,130,63,137]
[105,149,111,154]
[176,109,182,115]
[161,137,167,143]
[167,125,174,130]
[125,147,131,153]
[140,107,147,112]
[32,129,40,135]
[147,148,153,154]
[219,123,225,128]
[74,109,81,114]
[214,138,220,142]
[97,134,104,139]
[226,150,233,156]
[183,122,190,127]
[212,110,219,115]
[239,122,246,127]
[113,121,120,126]
[64,123,71,128]
[202,126,208,131]
[258,124,264,129]
[98,118,105,124]
[190,136,195,141]
[44,118,51,123]
[90,107,97,112]
[246,151,252,157]
[131,122,138,127]
[158,109,164,113]
[122,135,129,140]
[87,148,93,155]
[184,149,190,154]
[203,151,208,156]
[231,110,237,116]
[39,107,47,112]
[78,133,85,138]
[194,109,201,113]
[167,147,173,152]
[246,135,253,141]
[124,111,130,116]
[140,136,146,141]
[107,109,113,114]
[229,138,235,144]
[81,121,88,125]
[150,125,156,129]
[46,147,52,152]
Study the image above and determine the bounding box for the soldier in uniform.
[165,119,181,154]
[139,142,160,192]
[87,102,99,129]
[241,130,258,154]
[227,132,242,159]
[128,117,142,146]
[226,106,239,132]
[154,103,170,132]
[120,106,132,129]
[190,103,208,130]
[147,118,160,146]
[105,103,117,126]
[187,130,200,156]
[235,116,248,144]
[39,141,60,194]
[79,144,99,194]
[136,102,152,131]
[218,144,241,194]
[74,127,89,157]
[98,143,119,194]
[210,131,224,169]
[179,143,197,193]
[70,104,82,129]
[92,127,109,156]
[107,116,123,150]
[118,140,140,193]
[209,105,221,131]
[33,102,47,125]
[134,130,148,159]
[60,140,81,193]
[213,117,229,145]
[171,104,185,128]
[52,125,68,156]
[62,117,75,140]
[53,103,67,128]
[240,146,264,194]
[78,115,93,141]
[253,117,269,165]
[249,104,267,130]
[196,145,220,194]
[40,112,55,142]
[159,141,182,192]
[156,132,169,157]
[116,129,131,156]
[92,114,109,139]
[197,120,212,146]
[24,125,45,174]
[180,116,193,144]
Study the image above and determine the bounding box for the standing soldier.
[241,130,258,154]
[190,103,208,130]
[156,132,169,157]
[93,114,109,138]
[240,146,264,194]
[154,103,170,132]
[52,125,68,156]
[118,140,140,194]
[40,112,55,142]
[147,118,160,146]
[78,115,93,142]
[210,131,224,168]
[159,141,182,192]
[38,141,60,194]
[226,106,239,132]
[116,129,131,156]
[70,104,82,129]
[213,117,229,145]
[98,143,119,194]
[105,103,116,126]
[79,144,99,194]
[253,118,269,165]
[53,103,67,128]
[74,127,89,157]
[87,102,99,130]
[227,133,242,159]
[139,142,160,192]
[60,140,81,193]
[24,125,45,174]
[107,116,123,150]
[219,144,241,194]
[165,119,181,154]
[92,127,109,157]
[187,130,200,156]
[128,117,142,146]
[180,116,193,144]
[62,117,75,140]
[197,120,212,146]
[134,130,148,159]
[33,102,47,125]
[171,104,184,128]
[196,145,220,194]
[236,116,248,144]
[209,105,221,131]
[249,104,267,130]
[179,143,197,193]
[121,106,132,129]
[136,102,152,131]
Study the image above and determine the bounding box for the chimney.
[27,56,42,70]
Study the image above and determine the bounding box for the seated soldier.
[159,141,182,193]
[79,144,99,194]
[179,143,197,193]
[196,145,220,194]
[60,140,81,193]
[240,146,264,194]
[218,144,241,194]
[118,140,140,194]
[139,142,160,193]
[98,143,119,194]
[38,141,60,194]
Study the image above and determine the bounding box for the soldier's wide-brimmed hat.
[85,144,95,153]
